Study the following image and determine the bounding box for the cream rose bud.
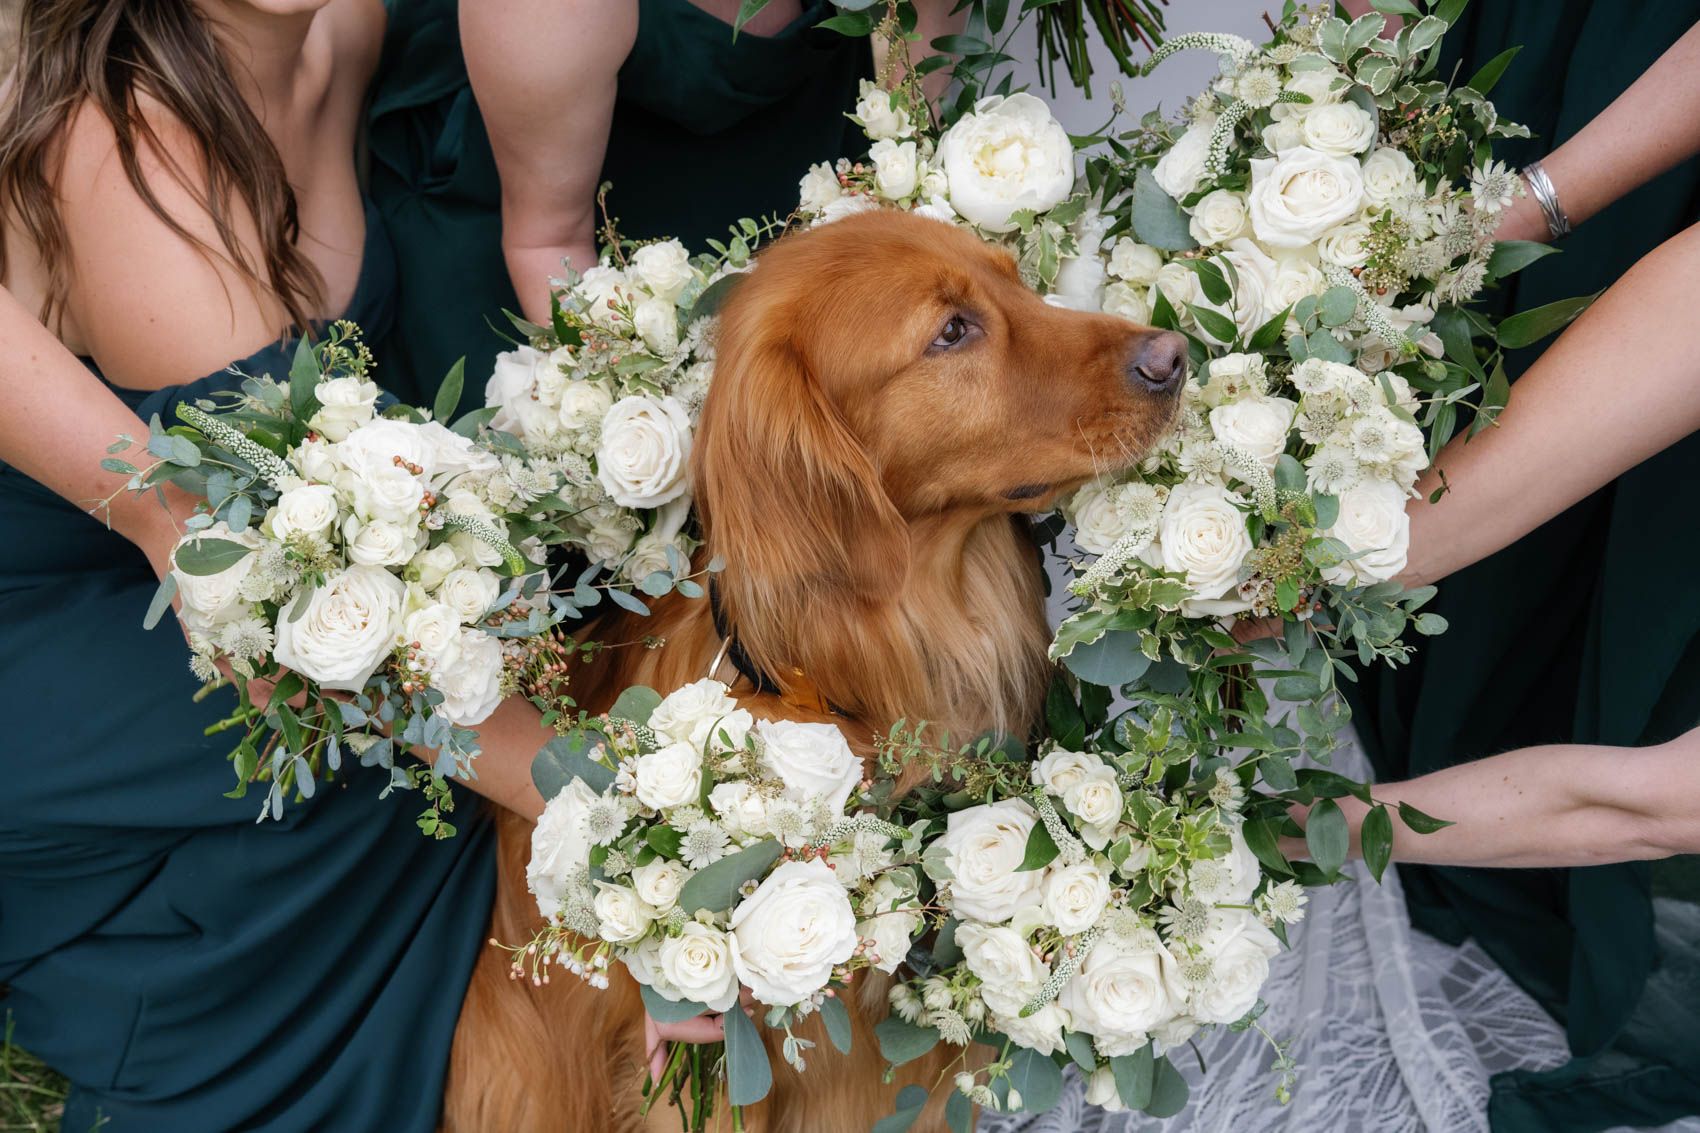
[1085,1066,1129,1113]
[868,138,921,201]
[1248,146,1366,249]
[409,543,462,591]
[1300,101,1377,156]
[272,564,406,691]
[812,193,879,227]
[1318,219,1373,268]
[351,463,426,526]
[650,678,739,749]
[1107,238,1163,285]
[345,518,419,568]
[1266,256,1325,324]
[1284,63,1346,105]
[416,421,500,482]
[592,882,655,945]
[730,859,860,1006]
[631,859,690,912]
[631,239,696,302]
[1187,910,1281,1025]
[857,903,921,974]
[1154,482,1253,602]
[1060,938,1181,1054]
[1208,395,1298,471]
[1033,749,1111,796]
[935,799,1046,923]
[997,1002,1071,1057]
[1042,859,1112,935]
[658,923,740,1012]
[937,93,1074,233]
[756,718,862,813]
[1261,115,1307,155]
[484,345,547,436]
[1188,189,1249,246]
[798,161,845,213]
[527,778,598,918]
[308,375,380,441]
[853,78,912,140]
[434,627,505,725]
[1062,770,1123,850]
[1152,123,1212,201]
[634,741,704,811]
[580,507,638,566]
[1101,281,1152,325]
[633,297,680,356]
[172,523,262,624]
[401,602,462,668]
[708,780,770,837]
[437,567,500,624]
[957,923,1048,1017]
[595,395,692,509]
[1150,260,1202,320]
[556,380,613,434]
[1360,147,1419,207]
[268,482,339,543]
[1322,479,1411,585]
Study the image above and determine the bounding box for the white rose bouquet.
[109,323,572,834]
[512,678,926,1132]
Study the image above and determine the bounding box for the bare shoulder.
[323,0,386,94]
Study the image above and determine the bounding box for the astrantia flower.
[1469,159,1521,213]
[1307,439,1363,496]
[1161,897,1214,942]
[1207,767,1246,812]
[1235,66,1282,108]
[1265,43,1302,65]
[1258,879,1309,925]
[216,615,275,662]
[1442,259,1489,305]
[680,820,732,869]
[585,798,628,846]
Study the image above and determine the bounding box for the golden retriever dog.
[443,210,1185,1133]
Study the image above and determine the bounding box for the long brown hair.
[0,0,324,335]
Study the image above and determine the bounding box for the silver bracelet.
[1522,161,1571,240]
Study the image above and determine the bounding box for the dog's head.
[695,210,1184,596]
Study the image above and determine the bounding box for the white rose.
[1108,239,1163,285]
[402,601,463,669]
[1102,280,1153,325]
[577,264,634,328]
[1322,479,1411,585]
[709,780,770,838]
[812,193,879,227]
[416,421,500,483]
[527,778,598,918]
[1284,63,1346,105]
[1209,395,1298,471]
[1360,147,1419,208]
[1085,1066,1129,1113]
[1062,771,1123,850]
[1266,255,1326,324]
[1261,115,1308,155]
[1318,219,1373,267]
[1150,260,1202,320]
[730,859,859,1006]
[1198,352,1267,408]
[438,567,500,624]
[1154,482,1253,603]
[634,741,704,811]
[1153,124,1212,201]
[623,935,676,996]
[956,922,1050,1016]
[408,542,463,591]
[857,901,921,975]
[269,482,339,542]
[1248,147,1366,249]
[1212,239,1280,340]
[1043,859,1112,935]
[869,138,921,201]
[1300,101,1377,156]
[308,375,379,442]
[755,718,861,813]
[658,922,741,1012]
[171,523,262,626]
[434,626,505,725]
[292,436,341,484]
[272,564,405,691]
[997,1002,1071,1057]
[650,678,740,750]
[1033,749,1111,796]
[485,347,546,437]
[1186,910,1281,1025]
[344,517,420,568]
[935,800,1045,923]
[1188,189,1249,246]
[633,297,680,356]
[798,161,845,213]
[937,93,1074,233]
[580,506,638,566]
[595,396,692,509]
[631,240,696,302]
[593,882,655,945]
[333,418,433,481]
[853,78,913,141]
[632,859,690,912]
[1048,251,1107,312]
[556,381,614,434]
[1060,938,1182,1054]
[350,463,426,526]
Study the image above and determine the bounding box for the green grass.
[2,1015,67,1133]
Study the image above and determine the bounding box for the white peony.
[1185,910,1281,1025]
[852,78,913,140]
[650,678,740,750]
[1360,147,1419,208]
[1248,147,1366,249]
[437,566,500,624]
[1154,482,1253,603]
[272,564,405,691]
[1322,479,1411,585]
[730,859,859,1006]
[1209,395,1298,471]
[869,138,921,201]
[634,741,704,812]
[1153,123,1212,201]
[595,396,692,509]
[172,523,263,626]
[527,778,598,918]
[632,859,691,912]
[1187,189,1250,246]
[308,375,379,442]
[631,240,696,302]
[1043,859,1113,935]
[1300,101,1377,156]
[433,626,505,725]
[937,93,1074,233]
[1060,938,1183,1055]
[756,718,862,813]
[934,799,1046,923]
[593,882,655,945]
[658,922,741,1012]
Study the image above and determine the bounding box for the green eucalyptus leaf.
[639,984,712,1024]
[1063,629,1153,688]
[172,537,253,576]
[609,685,663,727]
[678,840,783,914]
[723,1002,772,1105]
[1318,286,1358,327]
[1144,1055,1191,1117]
[1110,1044,1155,1110]
[821,994,853,1055]
[874,1016,942,1066]
[142,572,178,631]
[532,728,613,798]
[1005,1047,1064,1113]
[872,1085,931,1133]
[1131,166,1199,252]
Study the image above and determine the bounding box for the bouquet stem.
[641,1040,741,1133]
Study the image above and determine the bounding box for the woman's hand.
[643,987,758,1080]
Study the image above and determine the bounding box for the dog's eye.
[932,315,972,350]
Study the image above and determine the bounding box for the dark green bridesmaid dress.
[0,204,495,1132]
[1353,3,1700,1129]
[366,0,874,407]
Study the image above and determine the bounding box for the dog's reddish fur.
[442,212,1180,1133]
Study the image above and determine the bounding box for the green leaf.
[609,685,663,726]
[732,0,771,34]
[1188,259,1231,306]
[1467,45,1521,96]
[875,1016,941,1066]
[1131,166,1199,252]
[1062,629,1153,688]
[288,336,321,424]
[646,825,683,858]
[821,994,853,1055]
[1242,815,1295,876]
[1496,292,1599,349]
[639,984,711,1024]
[1110,1044,1155,1111]
[450,405,498,439]
[1045,676,1086,751]
[723,1002,772,1106]
[1247,305,1293,351]
[817,11,875,34]
[1318,286,1358,327]
[142,571,177,631]
[532,728,614,798]
[1306,797,1349,876]
[1005,1047,1064,1113]
[1486,239,1557,280]
[1370,0,1421,15]
[172,537,253,576]
[1361,803,1394,882]
[1186,303,1239,345]
[678,840,783,914]
[1397,800,1455,834]
[872,1085,931,1133]
[932,33,993,54]
[1064,1029,1099,1073]
[945,1091,973,1133]
[1144,1054,1191,1117]
[101,457,139,476]
[433,357,466,424]
[1020,817,1061,872]
[1413,612,1449,635]
[689,273,744,321]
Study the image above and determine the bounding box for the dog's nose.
[1127,331,1188,395]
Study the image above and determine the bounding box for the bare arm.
[1400,221,1700,588]
[462,0,636,324]
[1284,726,1700,868]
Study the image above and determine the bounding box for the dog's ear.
[695,328,909,604]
